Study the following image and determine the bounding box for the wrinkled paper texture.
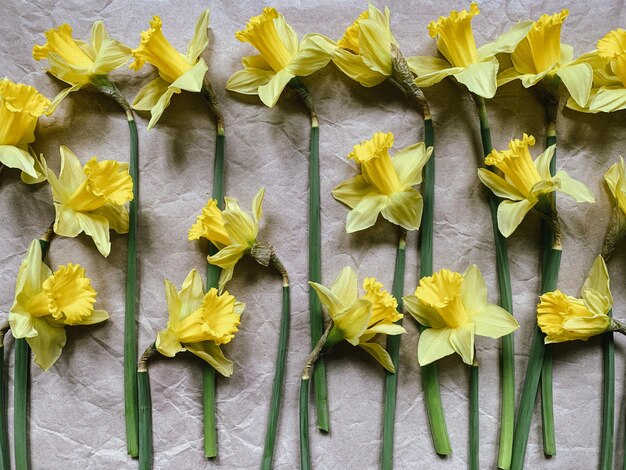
[1,0,625,468]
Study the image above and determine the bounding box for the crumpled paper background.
[1,1,626,468]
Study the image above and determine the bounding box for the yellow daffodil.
[131,11,211,129]
[0,78,51,183]
[497,10,603,107]
[404,265,518,366]
[309,266,404,372]
[477,134,594,237]
[155,269,244,377]
[407,3,532,98]
[332,4,398,87]
[332,131,432,233]
[226,7,335,107]
[189,188,265,290]
[605,156,626,215]
[8,239,108,371]
[44,146,133,257]
[33,21,132,110]
[538,256,612,343]
[567,29,626,113]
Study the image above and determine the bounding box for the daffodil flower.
[538,256,613,343]
[600,157,626,257]
[8,239,108,371]
[309,266,404,372]
[497,10,603,107]
[189,188,265,290]
[331,4,398,87]
[226,7,335,108]
[33,21,132,110]
[567,29,626,113]
[332,131,431,233]
[404,265,518,366]
[407,3,532,99]
[477,134,594,237]
[0,78,51,183]
[45,146,133,257]
[131,11,211,129]
[155,269,244,377]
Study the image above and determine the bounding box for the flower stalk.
[201,78,225,459]
[382,229,407,469]
[0,321,10,470]
[14,227,54,470]
[261,252,291,470]
[93,75,142,458]
[137,344,157,470]
[473,94,515,469]
[289,77,329,432]
[470,361,480,470]
[391,43,451,456]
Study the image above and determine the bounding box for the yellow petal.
[286,34,334,76]
[357,18,392,76]
[258,68,294,108]
[359,342,395,372]
[477,168,525,201]
[76,212,111,257]
[449,322,475,365]
[186,10,210,63]
[589,87,626,113]
[332,49,387,87]
[188,198,231,245]
[131,16,193,83]
[0,78,50,147]
[473,304,519,338]
[0,146,37,177]
[403,294,446,329]
[345,193,387,232]
[178,269,206,321]
[186,342,234,377]
[332,175,373,209]
[235,8,294,72]
[454,58,498,98]
[582,256,613,311]
[208,244,247,271]
[392,142,432,188]
[497,199,535,237]
[428,3,480,67]
[132,77,170,111]
[92,38,132,75]
[251,187,265,226]
[33,24,94,69]
[53,203,81,238]
[12,239,52,305]
[554,170,595,203]
[43,263,97,325]
[380,188,423,231]
[147,87,178,130]
[26,318,67,371]
[156,327,185,357]
[459,265,488,315]
[476,21,534,60]
[170,58,208,93]
[332,298,372,346]
[417,327,455,366]
[598,29,626,59]
[555,62,593,107]
[226,68,274,95]
[91,204,129,234]
[406,56,453,76]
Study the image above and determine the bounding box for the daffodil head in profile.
[226,7,335,108]
[45,146,133,257]
[309,266,404,372]
[497,10,602,107]
[131,11,211,129]
[407,3,532,99]
[332,3,398,87]
[0,78,51,183]
[567,29,626,113]
[32,21,132,110]
[403,265,519,366]
[188,188,265,291]
[332,131,432,233]
[155,269,244,377]
[8,239,109,371]
[600,157,626,257]
[538,256,612,343]
[477,134,594,237]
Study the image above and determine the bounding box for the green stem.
[0,339,7,470]
[299,378,311,470]
[511,235,560,470]
[203,127,225,458]
[13,234,53,470]
[601,312,614,470]
[138,371,152,470]
[14,339,29,470]
[419,116,452,456]
[381,230,407,469]
[125,115,140,458]
[470,364,479,470]
[540,127,558,457]
[261,268,290,469]
[473,95,515,469]
[289,78,329,432]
